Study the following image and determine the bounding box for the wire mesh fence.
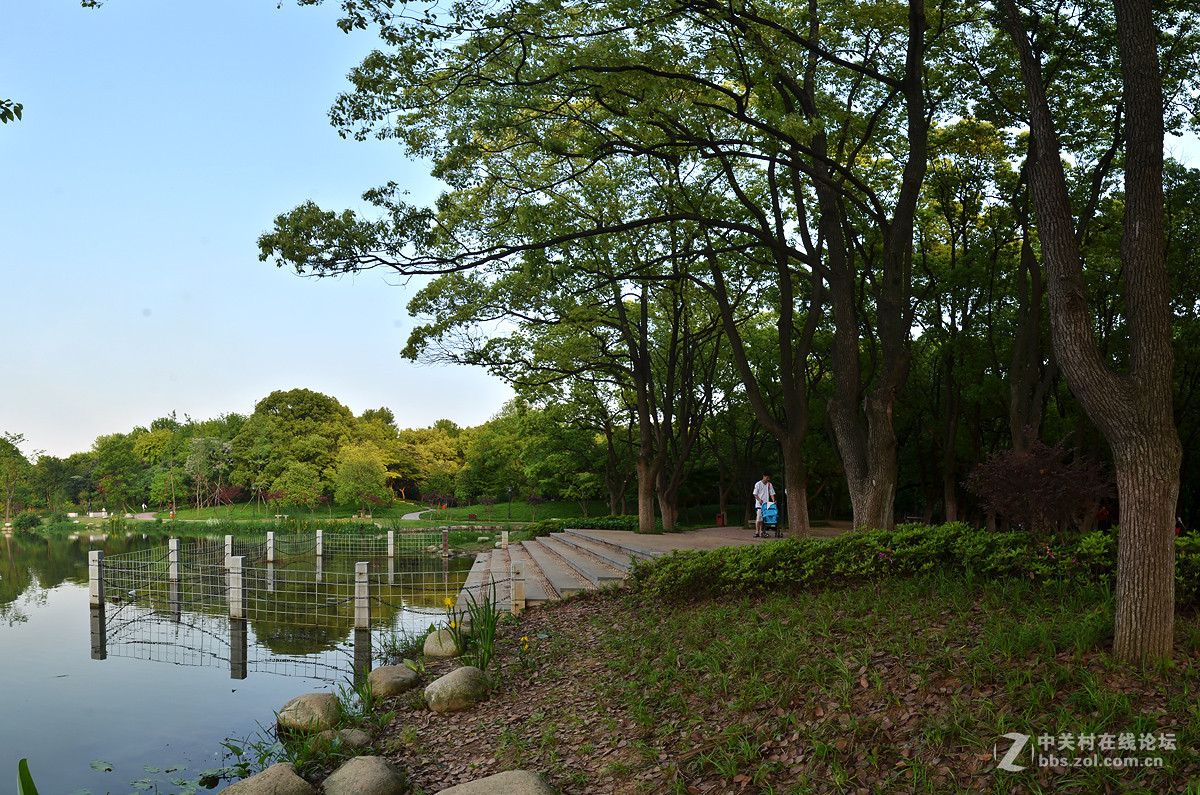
[90,531,483,682]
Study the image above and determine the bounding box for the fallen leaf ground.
[374,576,1200,794]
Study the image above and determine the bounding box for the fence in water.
[86,529,503,682]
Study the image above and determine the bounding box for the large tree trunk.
[1002,0,1182,664]
[779,433,811,534]
[1111,427,1181,661]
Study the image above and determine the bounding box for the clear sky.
[1,0,513,459]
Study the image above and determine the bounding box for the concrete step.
[535,536,625,589]
[549,531,641,573]
[561,528,661,563]
[506,543,552,605]
[521,540,590,598]
[454,552,496,614]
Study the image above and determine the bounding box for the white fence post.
[510,562,525,616]
[316,528,324,558]
[228,555,245,620]
[354,561,370,630]
[168,538,180,583]
[502,529,509,550]
[387,530,395,559]
[225,535,233,569]
[267,531,276,563]
[89,550,105,607]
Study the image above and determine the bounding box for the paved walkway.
[568,521,852,556]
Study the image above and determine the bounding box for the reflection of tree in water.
[250,622,344,655]
[1,531,193,609]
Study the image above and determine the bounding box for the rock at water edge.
[277,693,341,734]
[323,756,406,795]
[217,762,316,794]
[367,664,421,697]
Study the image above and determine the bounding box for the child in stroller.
[757,501,781,538]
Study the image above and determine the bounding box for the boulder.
[318,727,373,752]
[218,762,316,794]
[322,756,406,795]
[425,665,489,714]
[434,770,557,794]
[367,664,421,697]
[277,693,340,733]
[476,536,490,542]
[424,628,462,658]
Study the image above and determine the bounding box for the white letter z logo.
[995,732,1030,772]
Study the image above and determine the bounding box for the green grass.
[579,575,1200,792]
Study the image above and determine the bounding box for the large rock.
[277,693,340,733]
[424,628,462,658]
[218,762,316,794]
[322,756,406,795]
[367,664,421,697]
[425,665,489,714]
[434,770,557,794]
[318,727,374,752]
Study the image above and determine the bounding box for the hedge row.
[628,522,1200,607]
[523,515,649,538]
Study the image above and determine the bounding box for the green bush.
[13,512,41,531]
[524,515,645,537]
[630,522,1200,609]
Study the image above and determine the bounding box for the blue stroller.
[760,501,781,538]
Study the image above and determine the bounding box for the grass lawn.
[383,573,1200,794]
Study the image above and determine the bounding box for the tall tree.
[999,0,1192,664]
[1,433,32,521]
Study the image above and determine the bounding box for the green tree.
[91,432,141,513]
[998,0,1195,664]
[270,462,324,514]
[0,99,21,124]
[1,433,33,521]
[334,441,390,514]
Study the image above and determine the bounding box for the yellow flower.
[444,596,455,607]
[450,621,456,629]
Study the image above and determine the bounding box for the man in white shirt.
[753,474,775,537]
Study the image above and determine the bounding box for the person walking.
[753,474,776,537]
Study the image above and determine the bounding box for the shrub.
[13,512,41,531]
[629,522,1200,610]
[524,515,645,537]
[964,433,1112,540]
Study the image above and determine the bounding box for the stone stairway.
[453,528,661,612]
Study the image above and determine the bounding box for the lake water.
[1,531,471,794]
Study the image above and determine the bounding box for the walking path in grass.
[401,509,430,520]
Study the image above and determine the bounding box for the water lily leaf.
[89,760,114,773]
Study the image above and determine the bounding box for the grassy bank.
[383,575,1200,794]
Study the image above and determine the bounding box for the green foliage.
[12,512,41,531]
[17,758,38,795]
[375,625,428,665]
[630,523,1196,607]
[460,578,502,672]
[524,515,645,537]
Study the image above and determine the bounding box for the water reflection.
[82,533,471,681]
[2,530,478,795]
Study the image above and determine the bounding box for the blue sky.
[1,0,513,459]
